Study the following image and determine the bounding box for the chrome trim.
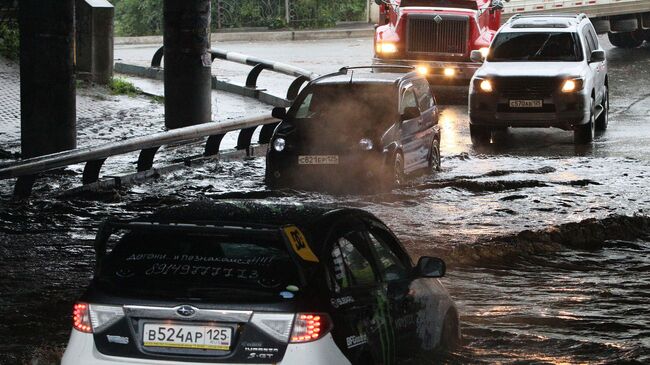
[124,305,253,322]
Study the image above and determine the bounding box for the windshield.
[291,83,397,135]
[96,231,301,301]
[488,32,583,62]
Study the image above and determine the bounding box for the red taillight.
[290,313,331,343]
[73,302,92,333]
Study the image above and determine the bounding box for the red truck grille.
[406,14,469,57]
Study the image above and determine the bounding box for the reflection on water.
[446,239,650,364]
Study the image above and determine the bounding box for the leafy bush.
[112,0,368,36]
[0,22,19,61]
[114,0,163,36]
[109,77,141,96]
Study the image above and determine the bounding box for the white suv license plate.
[143,323,232,351]
[298,155,339,165]
[510,100,543,108]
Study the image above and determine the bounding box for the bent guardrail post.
[1,114,278,197]
[149,46,316,104]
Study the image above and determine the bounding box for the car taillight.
[72,302,124,333]
[89,304,124,332]
[290,313,331,343]
[73,302,92,333]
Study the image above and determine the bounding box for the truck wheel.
[469,124,491,146]
[429,139,441,172]
[608,32,643,48]
[596,86,609,131]
[574,101,595,144]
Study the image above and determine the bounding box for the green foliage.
[0,22,19,61]
[112,0,368,36]
[114,0,163,36]
[109,77,141,96]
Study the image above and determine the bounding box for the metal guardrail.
[150,46,318,103]
[0,114,278,197]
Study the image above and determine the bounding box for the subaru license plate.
[298,155,339,165]
[509,100,543,108]
[143,323,232,350]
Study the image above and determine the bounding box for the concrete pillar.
[76,0,114,84]
[19,0,76,158]
[163,0,212,129]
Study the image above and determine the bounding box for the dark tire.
[608,31,644,48]
[429,138,441,172]
[469,124,491,146]
[596,86,609,131]
[439,313,461,351]
[393,152,405,187]
[574,101,595,144]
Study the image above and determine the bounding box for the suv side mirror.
[414,256,446,278]
[401,106,421,121]
[590,50,606,63]
[272,107,287,120]
[470,50,485,63]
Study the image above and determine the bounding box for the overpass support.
[18,0,76,158]
[163,0,212,129]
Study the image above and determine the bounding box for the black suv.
[266,67,441,190]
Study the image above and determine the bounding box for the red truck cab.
[373,0,507,86]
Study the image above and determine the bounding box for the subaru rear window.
[488,32,583,62]
[96,231,301,301]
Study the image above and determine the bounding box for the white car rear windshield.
[488,32,583,62]
[96,232,301,301]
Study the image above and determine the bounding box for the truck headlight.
[273,138,286,152]
[561,78,584,93]
[359,138,374,151]
[376,42,397,54]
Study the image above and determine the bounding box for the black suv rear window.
[96,231,301,301]
[489,32,583,62]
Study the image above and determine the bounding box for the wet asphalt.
[0,36,648,363]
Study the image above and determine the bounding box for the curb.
[115,27,374,46]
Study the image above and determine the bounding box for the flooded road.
[1,38,650,363]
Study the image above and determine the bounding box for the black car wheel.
[429,139,441,172]
[469,124,491,146]
[439,312,461,351]
[596,86,609,131]
[574,100,595,144]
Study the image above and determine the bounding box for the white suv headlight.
[561,78,584,93]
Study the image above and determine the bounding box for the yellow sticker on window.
[283,226,319,263]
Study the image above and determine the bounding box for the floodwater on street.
[1,37,650,364]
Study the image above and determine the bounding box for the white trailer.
[504,0,650,46]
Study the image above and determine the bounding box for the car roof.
[115,201,380,253]
[313,71,417,86]
[503,14,588,33]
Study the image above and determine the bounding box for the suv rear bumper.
[469,91,590,131]
[372,57,480,85]
[62,331,351,365]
